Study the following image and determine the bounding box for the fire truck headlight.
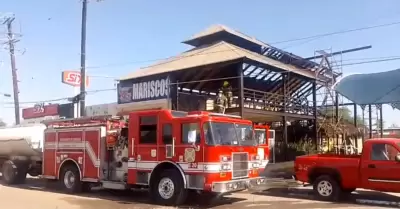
[252,155,261,161]
[221,156,231,162]
[220,163,231,170]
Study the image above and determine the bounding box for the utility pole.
[4,17,21,125]
[79,0,88,117]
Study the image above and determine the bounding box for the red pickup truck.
[295,138,400,201]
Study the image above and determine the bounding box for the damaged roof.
[120,41,316,80]
[121,24,331,81]
[182,24,269,48]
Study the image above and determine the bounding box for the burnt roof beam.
[187,67,212,91]
[255,69,269,80]
[297,84,314,98]
[301,84,324,98]
[295,82,313,97]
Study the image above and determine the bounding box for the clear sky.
[1,0,400,126]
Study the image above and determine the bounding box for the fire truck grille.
[232,152,249,178]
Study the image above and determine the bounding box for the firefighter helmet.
[223,81,229,87]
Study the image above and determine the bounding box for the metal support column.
[353,103,358,148]
[379,105,383,138]
[361,105,366,141]
[282,73,288,145]
[238,64,244,117]
[335,92,339,151]
[368,104,372,138]
[176,80,179,111]
[312,80,318,151]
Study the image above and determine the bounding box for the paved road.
[1,177,399,209]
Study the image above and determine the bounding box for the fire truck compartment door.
[82,128,102,179]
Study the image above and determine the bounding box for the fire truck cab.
[41,110,267,205]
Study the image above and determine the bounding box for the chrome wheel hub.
[158,177,175,199]
[63,171,76,189]
[317,180,333,197]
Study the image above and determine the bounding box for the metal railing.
[239,88,314,115]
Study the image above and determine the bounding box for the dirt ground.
[1,177,400,209]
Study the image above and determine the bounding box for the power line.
[81,48,400,76]
[333,57,400,67]
[341,55,400,62]
[1,88,117,105]
[72,20,400,71]
[6,56,400,105]
[5,53,400,106]
[270,20,400,44]
[7,20,400,106]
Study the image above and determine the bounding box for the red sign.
[22,104,59,119]
[61,71,89,87]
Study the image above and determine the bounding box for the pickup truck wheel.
[313,175,341,201]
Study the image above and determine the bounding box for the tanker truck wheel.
[1,160,27,185]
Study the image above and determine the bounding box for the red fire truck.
[37,110,267,205]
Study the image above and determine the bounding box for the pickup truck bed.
[295,154,361,190]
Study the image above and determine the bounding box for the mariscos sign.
[61,71,90,87]
[118,75,171,104]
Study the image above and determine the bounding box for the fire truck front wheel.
[151,169,187,206]
[60,164,83,194]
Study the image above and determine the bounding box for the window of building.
[162,124,173,144]
[371,143,399,161]
[139,116,157,144]
[182,123,200,144]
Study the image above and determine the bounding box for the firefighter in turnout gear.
[215,81,233,113]
[221,81,233,108]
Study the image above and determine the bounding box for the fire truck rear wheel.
[1,160,27,185]
[151,169,187,206]
[60,164,83,194]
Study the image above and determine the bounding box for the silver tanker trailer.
[0,123,45,184]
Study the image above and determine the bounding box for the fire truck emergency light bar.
[209,112,242,118]
[187,111,242,119]
[42,115,122,127]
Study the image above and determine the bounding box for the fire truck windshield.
[204,122,256,146]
